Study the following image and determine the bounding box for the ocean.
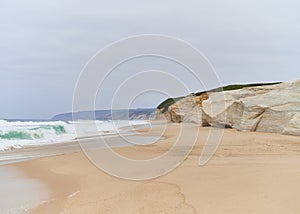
[0,119,149,151]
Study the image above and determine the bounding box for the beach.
[2,0,299,213]
[3,122,300,213]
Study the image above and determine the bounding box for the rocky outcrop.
[158,93,209,124]
[156,80,300,136]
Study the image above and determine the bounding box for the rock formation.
[156,80,300,136]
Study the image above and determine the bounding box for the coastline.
[0,121,155,166]
[8,123,300,213]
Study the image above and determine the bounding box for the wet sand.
[7,123,300,213]
[0,166,49,214]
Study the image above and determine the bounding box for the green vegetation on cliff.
[157,97,185,113]
[157,82,281,113]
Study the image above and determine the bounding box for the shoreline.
[0,121,157,165]
[5,123,300,213]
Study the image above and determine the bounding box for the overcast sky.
[0,0,299,119]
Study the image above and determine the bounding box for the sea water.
[0,119,149,151]
[0,166,49,214]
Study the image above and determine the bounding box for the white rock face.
[168,95,203,124]
[238,80,300,135]
[162,80,300,136]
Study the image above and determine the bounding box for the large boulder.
[240,81,299,134]
[167,93,208,124]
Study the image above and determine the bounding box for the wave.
[0,125,67,140]
[0,120,74,150]
[0,131,33,140]
[0,120,149,150]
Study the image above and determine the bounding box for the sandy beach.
[4,123,299,213]
[2,0,299,213]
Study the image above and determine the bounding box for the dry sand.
[12,123,300,213]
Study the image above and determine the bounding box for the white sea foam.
[0,120,148,151]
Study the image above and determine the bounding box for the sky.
[0,0,299,119]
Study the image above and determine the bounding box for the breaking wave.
[0,120,148,150]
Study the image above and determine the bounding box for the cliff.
[156,80,300,136]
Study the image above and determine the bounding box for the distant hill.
[52,108,156,121]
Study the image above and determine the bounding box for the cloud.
[0,0,299,118]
